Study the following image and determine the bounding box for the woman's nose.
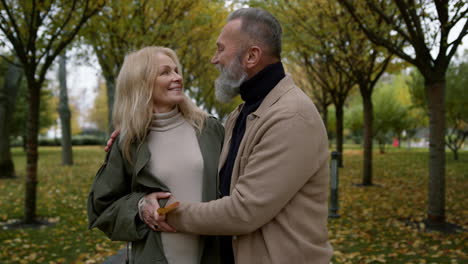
[173,72,182,81]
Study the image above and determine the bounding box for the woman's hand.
[139,192,177,232]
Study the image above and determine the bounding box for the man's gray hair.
[228,8,282,59]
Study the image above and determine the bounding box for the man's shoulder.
[271,82,318,120]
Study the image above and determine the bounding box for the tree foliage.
[373,80,410,153]
[81,0,236,128]
[0,0,104,223]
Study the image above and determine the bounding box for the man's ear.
[244,46,262,69]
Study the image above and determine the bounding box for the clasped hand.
[140,192,177,232]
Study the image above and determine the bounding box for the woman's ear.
[244,46,262,69]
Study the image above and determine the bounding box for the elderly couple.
[87,7,332,264]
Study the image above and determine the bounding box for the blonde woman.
[87,46,223,264]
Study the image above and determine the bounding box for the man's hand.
[104,130,120,152]
[139,192,177,232]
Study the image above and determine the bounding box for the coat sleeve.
[167,111,329,235]
[210,116,225,149]
[87,142,148,241]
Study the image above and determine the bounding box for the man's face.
[212,19,248,103]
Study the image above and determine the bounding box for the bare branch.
[338,0,418,66]
[447,19,468,60]
[0,54,21,67]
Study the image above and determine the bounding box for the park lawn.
[0,146,467,264]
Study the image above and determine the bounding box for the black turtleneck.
[218,61,285,264]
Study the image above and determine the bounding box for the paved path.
[102,248,126,264]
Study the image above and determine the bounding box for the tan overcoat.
[168,76,333,264]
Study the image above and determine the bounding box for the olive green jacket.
[87,117,224,264]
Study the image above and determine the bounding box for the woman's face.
[152,53,184,113]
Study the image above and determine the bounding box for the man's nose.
[211,54,218,64]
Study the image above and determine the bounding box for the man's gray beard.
[214,59,248,103]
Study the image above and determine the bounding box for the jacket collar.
[232,75,295,118]
[252,75,295,117]
[240,62,285,104]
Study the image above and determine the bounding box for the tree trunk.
[24,79,41,223]
[335,103,344,167]
[104,76,115,133]
[361,91,373,186]
[452,149,458,161]
[321,103,328,133]
[0,61,22,178]
[58,53,73,165]
[426,80,446,225]
[378,140,386,154]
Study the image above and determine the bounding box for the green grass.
[0,146,467,263]
[329,148,467,264]
[0,146,123,264]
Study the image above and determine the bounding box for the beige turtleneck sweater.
[147,107,204,264]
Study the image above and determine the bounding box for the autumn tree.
[0,0,103,224]
[320,1,395,183]
[0,57,22,178]
[338,0,468,227]
[81,0,235,130]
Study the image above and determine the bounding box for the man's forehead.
[217,19,242,43]
[222,19,242,34]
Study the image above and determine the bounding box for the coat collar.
[232,75,295,118]
[252,75,295,117]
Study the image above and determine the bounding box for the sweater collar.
[151,107,185,131]
[240,62,285,104]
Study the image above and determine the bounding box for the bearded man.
[107,7,333,264]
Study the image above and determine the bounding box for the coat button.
[233,235,237,240]
[247,115,254,121]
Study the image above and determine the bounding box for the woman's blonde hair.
[113,46,207,163]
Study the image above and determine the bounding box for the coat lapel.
[132,140,169,192]
[229,76,295,190]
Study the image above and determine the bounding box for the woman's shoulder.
[205,115,224,129]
